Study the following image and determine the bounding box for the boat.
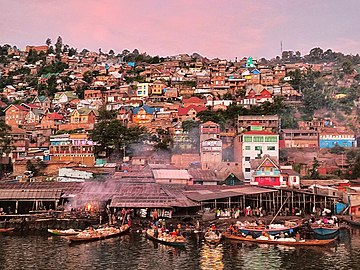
[68,224,130,243]
[48,229,79,236]
[0,228,15,233]
[237,220,302,238]
[204,231,222,245]
[223,232,337,246]
[146,229,186,247]
[311,224,339,236]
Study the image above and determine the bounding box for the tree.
[342,60,354,75]
[308,157,320,179]
[26,158,45,177]
[0,120,12,156]
[83,70,93,84]
[153,128,173,151]
[55,36,63,54]
[90,119,146,159]
[45,38,52,46]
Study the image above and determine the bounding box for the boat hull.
[312,226,339,236]
[223,232,337,246]
[0,228,15,233]
[204,233,222,245]
[48,229,79,236]
[146,231,186,247]
[238,224,300,238]
[69,225,130,244]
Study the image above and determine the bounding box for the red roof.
[47,112,64,120]
[5,104,30,112]
[22,103,41,109]
[182,97,206,104]
[178,105,207,116]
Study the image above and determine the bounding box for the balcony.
[254,170,280,176]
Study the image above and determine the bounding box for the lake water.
[0,228,359,270]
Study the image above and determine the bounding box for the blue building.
[319,132,356,148]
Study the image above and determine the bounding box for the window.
[265,136,277,142]
[245,146,250,150]
[244,136,252,142]
[245,168,251,172]
[254,136,263,142]
[245,157,250,161]
[255,146,262,151]
[267,146,276,151]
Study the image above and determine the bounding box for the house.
[136,83,151,97]
[4,104,30,127]
[235,124,279,181]
[150,80,166,95]
[281,129,319,148]
[153,169,193,185]
[9,126,31,162]
[38,112,64,130]
[132,105,160,125]
[200,138,222,170]
[84,89,104,103]
[240,85,273,107]
[250,155,282,187]
[280,165,300,188]
[32,95,51,109]
[319,131,356,148]
[52,91,79,106]
[237,115,280,133]
[178,105,206,121]
[49,133,95,167]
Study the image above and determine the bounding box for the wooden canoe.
[146,229,186,247]
[69,225,130,243]
[0,228,15,233]
[238,221,301,238]
[223,232,337,246]
[48,229,79,236]
[204,232,222,245]
[311,225,339,236]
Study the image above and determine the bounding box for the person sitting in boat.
[154,226,159,238]
[262,231,271,240]
[295,232,300,242]
[211,224,216,231]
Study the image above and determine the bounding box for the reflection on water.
[200,242,224,270]
[1,228,360,270]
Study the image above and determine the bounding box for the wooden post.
[215,199,217,209]
[15,201,19,214]
[303,193,306,214]
[291,191,294,211]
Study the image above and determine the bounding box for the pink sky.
[1,0,359,60]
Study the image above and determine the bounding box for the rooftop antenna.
[280,41,283,55]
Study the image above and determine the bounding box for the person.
[295,232,300,242]
[154,227,159,238]
[262,231,270,240]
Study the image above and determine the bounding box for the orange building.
[4,104,30,127]
[49,133,95,167]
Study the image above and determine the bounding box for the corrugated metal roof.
[153,169,191,180]
[184,186,277,202]
[0,189,62,200]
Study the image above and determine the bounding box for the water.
[0,228,359,270]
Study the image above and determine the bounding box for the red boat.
[0,228,15,233]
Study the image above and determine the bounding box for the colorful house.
[132,105,160,125]
[250,155,282,187]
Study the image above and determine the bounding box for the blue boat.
[311,225,339,237]
[238,221,301,238]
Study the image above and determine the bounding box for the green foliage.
[98,108,117,121]
[308,157,320,179]
[154,128,173,151]
[26,158,46,177]
[90,119,147,158]
[39,62,68,75]
[0,121,12,156]
[182,119,200,132]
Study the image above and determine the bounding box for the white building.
[240,125,279,181]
